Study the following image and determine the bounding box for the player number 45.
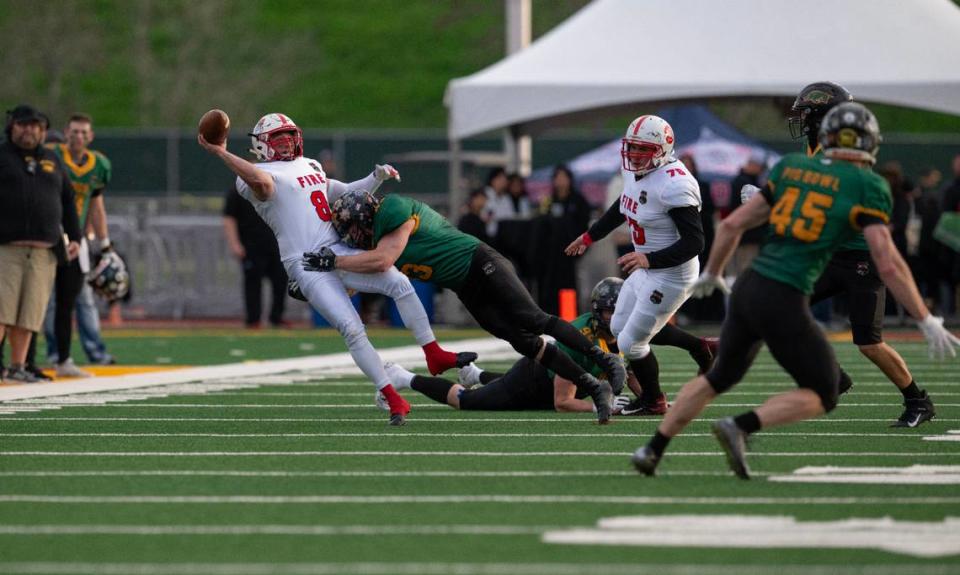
[310,191,332,221]
[769,186,833,242]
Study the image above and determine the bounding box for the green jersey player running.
[631,102,960,479]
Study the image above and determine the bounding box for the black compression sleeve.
[645,206,705,269]
[857,214,888,229]
[761,183,775,205]
[586,198,625,241]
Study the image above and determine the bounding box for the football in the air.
[198,109,230,145]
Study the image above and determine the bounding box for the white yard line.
[0,470,760,478]
[1,417,957,423]
[0,338,513,403]
[0,495,956,505]
[5,403,954,408]
[0,450,957,457]
[0,561,953,575]
[0,432,932,438]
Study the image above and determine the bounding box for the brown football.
[198,109,230,145]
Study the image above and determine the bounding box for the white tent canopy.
[445,0,960,140]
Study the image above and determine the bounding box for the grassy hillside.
[1,0,958,134]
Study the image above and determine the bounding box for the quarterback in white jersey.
[565,115,706,415]
[199,113,474,425]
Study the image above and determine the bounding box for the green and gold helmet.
[819,102,882,165]
[788,81,853,142]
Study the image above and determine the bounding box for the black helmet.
[818,102,882,165]
[590,277,623,333]
[88,251,130,302]
[331,190,381,249]
[787,81,853,142]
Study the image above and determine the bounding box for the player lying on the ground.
[302,191,628,424]
[380,277,717,414]
[564,115,706,416]
[632,102,960,479]
[198,113,474,426]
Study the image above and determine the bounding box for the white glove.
[690,272,730,298]
[917,315,960,360]
[740,184,761,204]
[374,164,401,183]
[612,395,633,415]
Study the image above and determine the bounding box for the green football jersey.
[48,143,112,225]
[807,145,873,252]
[751,153,891,294]
[549,313,611,382]
[373,195,479,289]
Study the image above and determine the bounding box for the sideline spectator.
[725,152,766,277]
[916,167,946,311]
[506,173,532,219]
[481,167,512,238]
[941,154,960,310]
[0,104,81,384]
[42,113,117,376]
[457,189,491,245]
[223,185,288,328]
[533,165,591,315]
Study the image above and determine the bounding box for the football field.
[0,332,958,575]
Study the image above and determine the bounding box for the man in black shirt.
[223,185,288,328]
[0,104,81,384]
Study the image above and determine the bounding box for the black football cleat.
[692,337,719,375]
[631,445,660,476]
[455,352,479,368]
[891,391,935,428]
[838,368,853,396]
[582,374,613,424]
[712,417,751,480]
[619,394,668,416]
[388,413,406,426]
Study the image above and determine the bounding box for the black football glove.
[287,279,308,302]
[302,246,337,272]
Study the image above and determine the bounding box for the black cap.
[7,104,45,124]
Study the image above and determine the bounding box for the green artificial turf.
[0,340,957,575]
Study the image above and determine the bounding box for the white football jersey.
[236,157,343,264]
[619,158,702,284]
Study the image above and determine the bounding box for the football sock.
[410,376,455,405]
[650,323,702,354]
[648,430,671,458]
[901,381,923,400]
[733,411,762,434]
[479,371,502,385]
[629,352,661,403]
[422,341,459,375]
[387,364,416,390]
[544,315,594,354]
[538,342,588,386]
[379,384,410,415]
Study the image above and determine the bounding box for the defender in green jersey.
[381,277,712,414]
[795,83,935,429]
[632,102,959,479]
[303,193,628,424]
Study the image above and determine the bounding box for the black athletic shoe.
[891,391,936,428]
[582,374,613,424]
[455,352,478,368]
[631,445,660,476]
[388,413,407,426]
[619,394,668,416]
[838,368,853,396]
[591,348,626,395]
[692,337,719,375]
[712,417,751,480]
[26,364,52,382]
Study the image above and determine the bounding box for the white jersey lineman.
[610,158,702,359]
[236,158,436,390]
